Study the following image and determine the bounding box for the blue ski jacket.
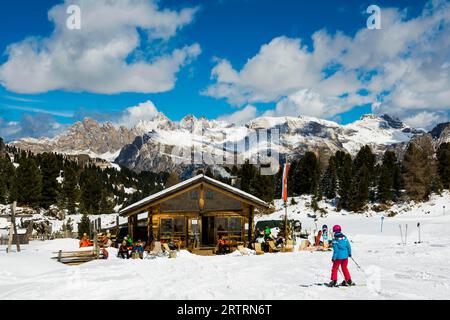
[332,232,352,261]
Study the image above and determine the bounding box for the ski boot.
[341,279,355,287]
[327,280,338,287]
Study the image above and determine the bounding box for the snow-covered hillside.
[1,192,450,300]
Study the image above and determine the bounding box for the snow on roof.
[120,174,269,216]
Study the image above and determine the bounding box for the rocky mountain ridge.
[9,112,450,176]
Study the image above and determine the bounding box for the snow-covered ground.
[1,193,450,300]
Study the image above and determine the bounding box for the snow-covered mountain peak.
[133,112,175,134]
[179,114,198,130]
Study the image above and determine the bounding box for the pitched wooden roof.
[119,174,270,216]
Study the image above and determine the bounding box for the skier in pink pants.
[329,225,353,287]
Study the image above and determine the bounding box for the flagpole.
[284,199,288,248]
[282,160,290,248]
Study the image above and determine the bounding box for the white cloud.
[403,111,447,130]
[0,114,65,141]
[4,95,42,103]
[205,1,450,128]
[0,0,201,94]
[118,100,160,128]
[217,105,258,124]
[0,100,162,141]
[264,89,370,119]
[204,37,320,105]
[3,105,73,118]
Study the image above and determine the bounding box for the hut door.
[201,216,215,246]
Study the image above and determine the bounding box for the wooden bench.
[163,243,177,258]
[191,247,216,256]
[280,240,295,252]
[268,240,280,253]
[53,250,101,266]
[255,243,265,255]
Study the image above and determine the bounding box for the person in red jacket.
[79,233,92,248]
[217,235,227,254]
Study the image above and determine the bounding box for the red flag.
[282,162,290,203]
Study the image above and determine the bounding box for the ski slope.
[1,193,450,300]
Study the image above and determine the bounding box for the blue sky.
[0,0,449,140]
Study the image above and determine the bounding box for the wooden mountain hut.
[119,174,270,254]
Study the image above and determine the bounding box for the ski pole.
[405,224,408,245]
[350,257,363,272]
[417,223,421,243]
[399,225,403,245]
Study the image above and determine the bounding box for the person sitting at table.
[253,228,261,243]
[275,235,285,247]
[118,240,130,259]
[314,230,323,247]
[124,236,133,250]
[98,233,110,247]
[168,240,178,251]
[217,235,227,255]
[79,233,92,248]
[264,226,274,241]
[253,231,268,252]
[132,240,144,259]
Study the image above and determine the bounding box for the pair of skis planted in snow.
[415,222,422,244]
[399,223,423,245]
[399,224,408,245]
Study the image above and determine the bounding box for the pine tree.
[437,143,450,189]
[274,165,283,199]
[353,146,376,199]
[288,160,299,196]
[205,167,214,178]
[99,188,115,214]
[252,172,275,203]
[39,153,61,209]
[350,164,370,212]
[66,217,73,233]
[348,146,376,212]
[322,155,337,199]
[296,152,321,196]
[79,168,102,215]
[237,161,274,202]
[377,150,401,203]
[335,151,352,211]
[78,214,91,238]
[402,143,433,201]
[240,161,257,194]
[165,172,180,188]
[0,137,6,158]
[14,157,42,208]
[63,164,79,215]
[0,157,15,204]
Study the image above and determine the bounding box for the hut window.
[216,217,243,241]
[174,218,185,233]
[216,218,227,232]
[160,218,186,243]
[161,219,173,235]
[190,191,198,200]
[206,190,213,199]
[229,217,242,231]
